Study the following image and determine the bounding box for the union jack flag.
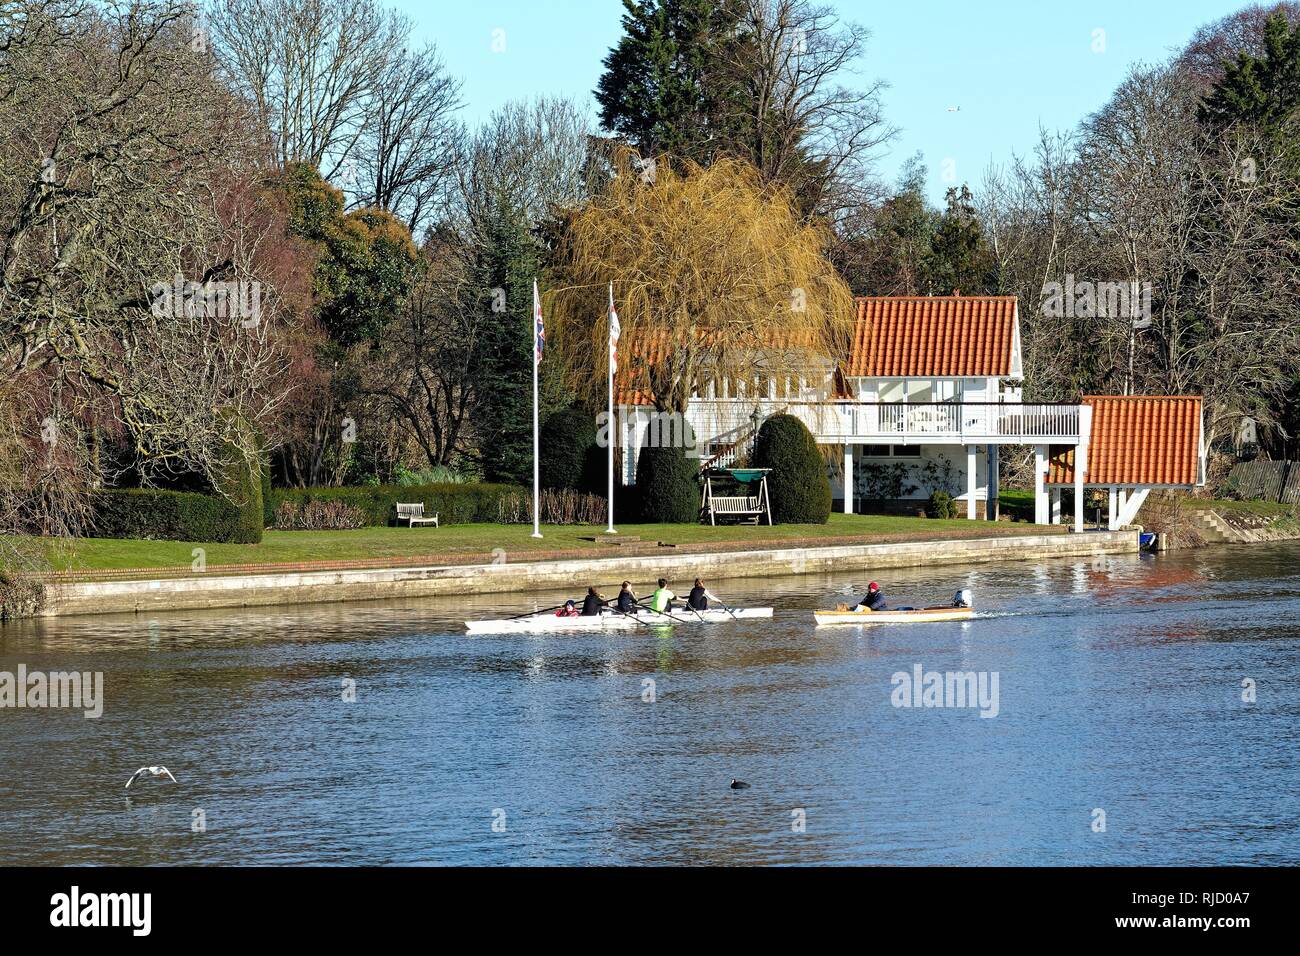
[533,280,544,365]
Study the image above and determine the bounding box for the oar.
[636,597,694,626]
[506,602,567,620]
[605,603,652,628]
[714,599,740,621]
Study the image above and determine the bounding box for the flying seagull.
[125,766,177,789]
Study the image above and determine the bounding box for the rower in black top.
[616,581,637,613]
[581,587,605,616]
[687,578,716,611]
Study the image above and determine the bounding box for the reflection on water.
[2,542,1299,865]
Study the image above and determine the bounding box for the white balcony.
[684,401,1082,445]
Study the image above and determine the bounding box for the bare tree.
[207,0,405,179]
[351,42,463,235]
[0,1,294,521]
[722,0,896,217]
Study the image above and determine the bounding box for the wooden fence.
[1224,460,1300,503]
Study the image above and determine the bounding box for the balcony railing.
[684,401,1081,444]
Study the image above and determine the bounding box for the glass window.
[862,445,891,457]
[877,379,905,403]
[893,445,922,458]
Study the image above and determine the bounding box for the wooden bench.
[396,502,439,527]
[708,495,764,524]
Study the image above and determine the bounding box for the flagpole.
[531,280,542,539]
[606,281,617,534]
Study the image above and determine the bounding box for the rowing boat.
[813,605,974,626]
[464,606,773,634]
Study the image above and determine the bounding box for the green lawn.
[38,512,1057,575]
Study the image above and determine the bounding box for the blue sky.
[396,0,1243,200]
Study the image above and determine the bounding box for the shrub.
[274,499,368,531]
[752,414,831,523]
[0,573,46,620]
[634,445,700,523]
[90,489,246,542]
[493,488,607,525]
[540,407,603,493]
[926,490,957,519]
[394,464,470,486]
[211,411,263,543]
[269,482,525,526]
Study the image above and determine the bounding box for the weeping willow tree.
[548,151,855,416]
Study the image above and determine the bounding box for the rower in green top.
[649,578,676,613]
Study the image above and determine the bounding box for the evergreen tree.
[595,0,748,164]
[467,200,545,485]
[1200,12,1300,132]
[925,185,994,295]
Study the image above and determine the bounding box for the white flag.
[608,282,620,373]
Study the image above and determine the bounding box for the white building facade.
[614,295,1204,532]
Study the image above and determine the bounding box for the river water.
[1,541,1298,866]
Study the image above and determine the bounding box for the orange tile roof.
[848,296,1018,377]
[1048,396,1203,486]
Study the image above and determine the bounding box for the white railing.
[685,401,1081,444]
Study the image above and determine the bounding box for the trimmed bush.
[212,412,263,543]
[269,482,525,526]
[634,445,700,523]
[752,413,831,524]
[90,489,246,542]
[540,407,603,493]
[926,489,957,519]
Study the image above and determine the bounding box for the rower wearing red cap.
[857,581,887,612]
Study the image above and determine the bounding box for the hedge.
[90,489,247,542]
[269,482,526,526]
[752,413,831,523]
[539,407,603,494]
[634,445,700,523]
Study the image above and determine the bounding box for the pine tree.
[1200,12,1300,131]
[468,201,544,486]
[595,0,748,164]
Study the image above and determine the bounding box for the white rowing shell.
[813,606,974,626]
[464,607,773,634]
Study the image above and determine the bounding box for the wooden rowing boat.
[813,605,974,626]
[465,607,773,634]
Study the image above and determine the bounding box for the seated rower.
[581,587,605,616]
[556,600,580,617]
[649,578,676,613]
[616,581,637,614]
[857,581,887,612]
[687,578,718,611]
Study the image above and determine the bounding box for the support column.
[966,445,978,520]
[1108,486,1118,531]
[1033,444,1047,524]
[1074,405,1093,533]
[987,444,999,521]
[1049,487,1062,524]
[843,444,854,515]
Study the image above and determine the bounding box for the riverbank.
[38,513,1054,577]
[38,529,1137,618]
